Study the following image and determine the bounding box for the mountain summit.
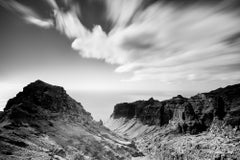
[0,80,142,160]
[2,80,91,123]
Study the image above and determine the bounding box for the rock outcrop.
[106,83,240,160]
[0,80,143,160]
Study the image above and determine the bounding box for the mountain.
[1,80,240,160]
[105,84,240,160]
[0,80,143,160]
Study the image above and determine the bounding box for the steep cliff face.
[111,95,202,134]
[106,83,240,160]
[0,80,143,160]
[110,84,240,135]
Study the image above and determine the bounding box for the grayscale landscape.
[0,0,240,160]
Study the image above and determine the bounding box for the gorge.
[0,80,240,160]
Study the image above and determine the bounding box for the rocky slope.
[0,80,143,160]
[105,83,240,160]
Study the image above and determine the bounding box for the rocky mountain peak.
[147,97,155,104]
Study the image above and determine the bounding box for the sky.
[0,0,240,120]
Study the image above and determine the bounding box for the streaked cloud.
[1,0,240,84]
[0,0,53,28]
[105,0,142,27]
[24,16,53,28]
[73,1,240,83]
[54,9,87,38]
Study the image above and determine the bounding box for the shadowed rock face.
[0,80,143,160]
[111,84,240,134]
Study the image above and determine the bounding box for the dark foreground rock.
[0,80,143,160]
[106,83,240,160]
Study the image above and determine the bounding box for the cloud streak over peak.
[1,0,240,84]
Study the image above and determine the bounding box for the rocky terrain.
[0,80,143,160]
[1,80,239,160]
[105,84,240,160]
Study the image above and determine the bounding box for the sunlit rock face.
[106,83,240,159]
[0,80,143,160]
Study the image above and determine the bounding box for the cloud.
[24,16,53,28]
[2,0,240,83]
[54,9,88,38]
[105,0,143,27]
[0,0,53,28]
[72,1,240,83]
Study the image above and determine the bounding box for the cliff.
[110,84,240,134]
[106,83,240,159]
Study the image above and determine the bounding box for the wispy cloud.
[0,0,53,28]
[2,0,240,83]
[24,16,53,28]
[73,1,240,83]
[54,9,88,38]
[105,0,142,27]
